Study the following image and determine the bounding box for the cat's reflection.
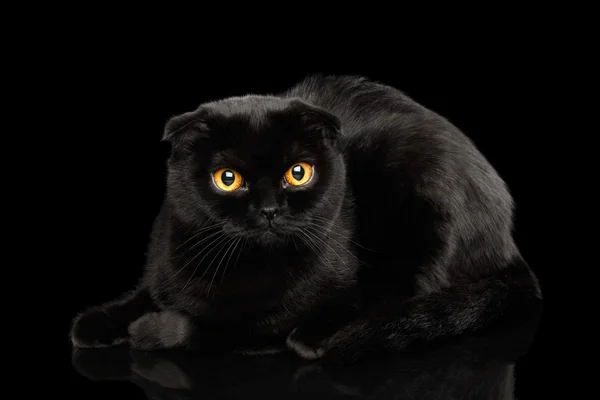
[72,317,539,400]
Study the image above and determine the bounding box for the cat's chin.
[256,230,282,245]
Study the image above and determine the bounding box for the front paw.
[319,320,374,364]
[70,309,127,348]
[128,311,191,350]
[286,327,327,360]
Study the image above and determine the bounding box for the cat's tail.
[323,257,543,363]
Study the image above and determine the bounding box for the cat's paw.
[286,327,327,360]
[70,309,127,348]
[318,320,374,365]
[128,311,191,350]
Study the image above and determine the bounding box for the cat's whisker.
[205,237,237,296]
[295,230,321,260]
[310,215,356,231]
[309,216,356,236]
[193,234,232,282]
[296,229,317,253]
[295,230,316,253]
[169,226,227,262]
[178,233,230,293]
[174,222,226,251]
[303,228,351,272]
[185,224,228,253]
[232,238,246,272]
[305,225,370,265]
[304,221,375,252]
[171,230,226,277]
[220,237,241,284]
[179,228,224,255]
[297,230,340,278]
[175,234,227,285]
[309,215,346,226]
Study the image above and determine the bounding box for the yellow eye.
[284,162,313,186]
[213,168,243,191]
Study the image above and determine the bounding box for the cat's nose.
[260,206,279,221]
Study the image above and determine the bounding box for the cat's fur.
[70,74,542,363]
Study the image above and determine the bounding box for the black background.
[62,45,551,398]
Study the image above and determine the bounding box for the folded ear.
[162,107,211,147]
[290,99,342,142]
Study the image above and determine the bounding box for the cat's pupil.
[222,170,235,186]
[292,165,304,180]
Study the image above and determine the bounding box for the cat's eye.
[284,162,313,187]
[213,168,243,192]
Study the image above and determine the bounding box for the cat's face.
[163,96,346,246]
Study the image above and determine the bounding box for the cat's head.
[162,96,346,246]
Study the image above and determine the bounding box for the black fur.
[69,75,542,363]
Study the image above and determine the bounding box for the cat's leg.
[286,312,368,361]
[129,311,286,354]
[286,325,329,360]
[128,310,195,350]
[286,290,360,360]
[318,259,542,364]
[70,285,156,348]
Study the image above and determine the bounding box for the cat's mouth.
[225,219,294,242]
[258,225,279,235]
[248,227,280,245]
[261,229,277,236]
[241,223,288,241]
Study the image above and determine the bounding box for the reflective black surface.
[68,306,542,400]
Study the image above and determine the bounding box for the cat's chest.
[215,250,306,292]
[190,256,294,310]
[205,265,315,331]
[217,268,289,297]
[162,248,319,330]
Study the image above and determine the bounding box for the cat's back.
[284,74,439,137]
[283,74,479,164]
[284,74,496,186]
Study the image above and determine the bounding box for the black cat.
[69,74,542,363]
